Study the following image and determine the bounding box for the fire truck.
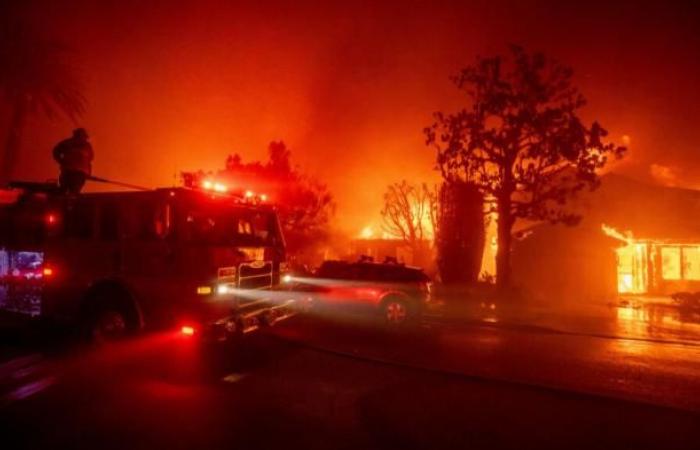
[0,181,296,341]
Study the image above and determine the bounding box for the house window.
[682,246,700,280]
[661,247,681,280]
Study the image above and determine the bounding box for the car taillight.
[181,325,196,336]
[45,213,59,225]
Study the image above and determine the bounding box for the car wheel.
[382,297,410,326]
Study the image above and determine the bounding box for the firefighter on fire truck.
[52,128,94,194]
[0,176,299,341]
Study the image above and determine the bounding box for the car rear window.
[317,262,354,279]
[368,265,429,282]
[317,261,429,283]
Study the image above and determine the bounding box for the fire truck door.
[119,201,177,307]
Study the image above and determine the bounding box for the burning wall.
[603,224,700,295]
[512,174,700,301]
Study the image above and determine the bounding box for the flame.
[601,224,647,294]
[359,226,374,239]
[601,223,633,244]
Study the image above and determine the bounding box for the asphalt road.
[1,312,699,450]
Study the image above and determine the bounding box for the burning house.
[511,174,700,302]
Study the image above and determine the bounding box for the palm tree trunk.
[0,100,27,186]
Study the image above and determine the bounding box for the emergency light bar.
[196,179,269,204]
[201,180,227,192]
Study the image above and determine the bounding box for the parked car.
[287,259,432,325]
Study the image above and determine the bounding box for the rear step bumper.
[188,297,311,341]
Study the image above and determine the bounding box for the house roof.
[579,174,700,241]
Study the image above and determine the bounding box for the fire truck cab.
[0,184,294,341]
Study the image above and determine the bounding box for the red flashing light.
[200,180,265,202]
[42,267,54,277]
[181,325,196,336]
[201,180,228,193]
[46,213,58,225]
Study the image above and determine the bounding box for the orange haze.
[3,1,700,234]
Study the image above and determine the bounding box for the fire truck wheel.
[82,287,139,343]
[381,296,412,326]
[91,310,127,341]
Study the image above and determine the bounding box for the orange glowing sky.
[3,0,700,234]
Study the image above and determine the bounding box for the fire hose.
[87,175,149,191]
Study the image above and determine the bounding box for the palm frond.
[0,19,86,123]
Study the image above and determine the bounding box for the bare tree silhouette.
[0,20,86,184]
[381,182,432,243]
[380,181,437,267]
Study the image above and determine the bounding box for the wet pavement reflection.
[440,296,700,345]
[1,297,700,450]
